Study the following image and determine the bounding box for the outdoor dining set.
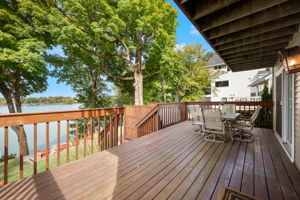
[188,104,262,143]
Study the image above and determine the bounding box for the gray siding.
[295,72,300,169]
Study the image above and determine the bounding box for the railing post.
[157,106,161,130]
[184,102,188,121]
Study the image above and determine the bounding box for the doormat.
[217,186,263,200]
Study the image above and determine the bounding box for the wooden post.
[91,117,94,154]
[46,122,49,170]
[75,120,79,160]
[97,116,101,152]
[33,123,37,174]
[57,121,60,167]
[66,120,70,163]
[4,127,8,184]
[84,119,87,157]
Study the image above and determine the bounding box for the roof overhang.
[174,0,300,72]
[248,74,272,87]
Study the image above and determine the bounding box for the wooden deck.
[1,121,300,200]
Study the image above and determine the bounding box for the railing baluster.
[91,117,94,154]
[83,119,87,157]
[120,114,123,144]
[167,106,169,127]
[109,114,113,148]
[66,120,70,163]
[19,125,24,179]
[33,123,37,174]
[115,114,119,146]
[98,116,101,152]
[46,122,49,170]
[75,119,79,160]
[104,113,107,150]
[57,121,60,167]
[165,107,167,128]
[163,107,166,128]
[4,127,8,184]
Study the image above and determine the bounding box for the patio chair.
[231,106,262,142]
[202,108,226,143]
[187,105,203,134]
[222,104,236,113]
[221,104,236,129]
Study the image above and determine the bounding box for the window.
[215,80,229,87]
[214,65,227,70]
[221,98,227,102]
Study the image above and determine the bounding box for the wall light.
[280,46,300,74]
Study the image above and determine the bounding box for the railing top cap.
[0,107,124,117]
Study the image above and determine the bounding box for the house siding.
[295,72,300,169]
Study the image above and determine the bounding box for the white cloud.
[189,25,200,36]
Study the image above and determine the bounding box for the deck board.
[241,141,254,196]
[1,121,300,200]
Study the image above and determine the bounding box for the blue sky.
[28,0,213,98]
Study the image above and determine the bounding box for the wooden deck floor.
[1,121,300,200]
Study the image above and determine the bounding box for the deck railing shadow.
[0,170,66,200]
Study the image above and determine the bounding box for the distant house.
[206,53,262,101]
[248,69,273,100]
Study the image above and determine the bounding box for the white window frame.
[274,66,295,162]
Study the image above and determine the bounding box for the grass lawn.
[0,138,103,184]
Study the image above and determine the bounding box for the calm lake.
[0,104,81,157]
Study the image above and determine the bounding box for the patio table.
[221,112,240,121]
[221,112,241,140]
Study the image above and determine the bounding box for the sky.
[28,0,213,98]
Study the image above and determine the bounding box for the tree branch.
[100,65,135,80]
[144,71,159,78]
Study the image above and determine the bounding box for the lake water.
[0,104,81,157]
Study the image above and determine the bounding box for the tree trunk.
[134,30,144,105]
[134,69,143,105]
[13,73,30,155]
[92,83,98,108]
[0,81,30,155]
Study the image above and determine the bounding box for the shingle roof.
[206,53,225,67]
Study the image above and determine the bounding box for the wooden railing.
[0,107,124,185]
[136,102,187,137]
[136,101,273,137]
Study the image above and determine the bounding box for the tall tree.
[151,44,220,102]
[0,0,49,154]
[36,0,177,105]
[175,44,220,101]
[48,54,111,108]
[103,0,178,105]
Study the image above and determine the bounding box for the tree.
[36,0,177,106]
[261,85,272,101]
[104,0,178,105]
[155,44,220,102]
[49,54,111,108]
[0,0,49,155]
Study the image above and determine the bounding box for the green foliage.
[0,98,5,105]
[0,154,16,162]
[0,0,49,99]
[49,55,111,108]
[143,44,220,103]
[261,85,272,101]
[0,138,100,183]
[26,0,177,105]
[255,85,273,128]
